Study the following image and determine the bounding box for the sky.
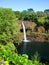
[0,0,49,11]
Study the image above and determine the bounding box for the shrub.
[0,8,23,44]
[0,44,45,65]
[38,26,45,33]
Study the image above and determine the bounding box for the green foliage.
[36,11,46,17]
[0,8,23,44]
[0,8,15,44]
[14,8,49,32]
[14,11,21,19]
[27,8,34,12]
[0,44,45,65]
[0,8,48,65]
[37,17,45,26]
[32,52,40,61]
[22,8,34,12]
[44,9,49,14]
[32,52,45,65]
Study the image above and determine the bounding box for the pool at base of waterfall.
[17,41,49,63]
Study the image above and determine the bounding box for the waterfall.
[22,22,27,41]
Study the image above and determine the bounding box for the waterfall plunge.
[22,21,30,42]
[22,22,27,41]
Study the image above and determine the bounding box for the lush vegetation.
[0,8,49,65]
[14,8,49,42]
[14,8,49,33]
[0,43,46,65]
[0,8,23,45]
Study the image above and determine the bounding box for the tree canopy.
[0,8,22,44]
[14,8,49,32]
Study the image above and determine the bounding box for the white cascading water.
[22,22,27,41]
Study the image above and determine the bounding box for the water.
[22,22,27,41]
[17,41,49,62]
[21,21,49,62]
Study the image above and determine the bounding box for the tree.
[37,17,45,26]
[0,8,22,44]
[27,8,34,12]
[44,14,49,32]
[44,9,49,14]
[14,11,21,19]
[36,11,46,17]
[22,10,27,12]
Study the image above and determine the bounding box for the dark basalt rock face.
[19,20,49,42]
[27,34,49,42]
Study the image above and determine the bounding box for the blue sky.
[0,0,49,11]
